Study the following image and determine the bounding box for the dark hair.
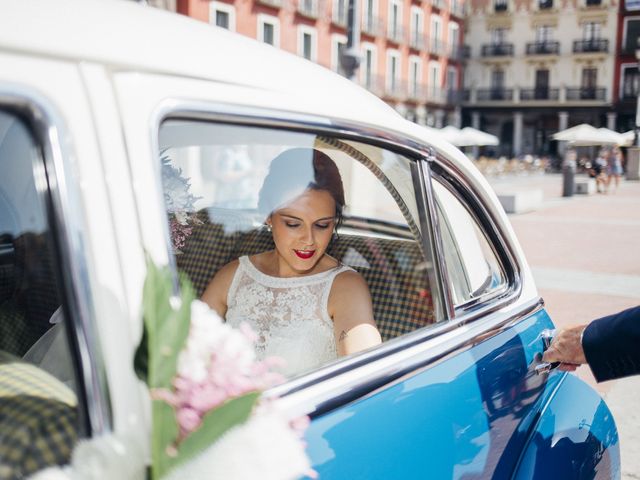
[258,148,345,226]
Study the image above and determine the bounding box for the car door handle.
[535,328,560,376]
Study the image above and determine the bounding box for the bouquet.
[29,262,315,480]
[138,261,316,479]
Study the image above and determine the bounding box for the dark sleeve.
[582,306,640,382]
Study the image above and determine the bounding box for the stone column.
[513,111,523,157]
[435,110,445,128]
[607,112,617,131]
[558,111,569,157]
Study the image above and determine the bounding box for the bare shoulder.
[332,269,370,295]
[212,258,240,285]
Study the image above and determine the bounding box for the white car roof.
[1,0,534,299]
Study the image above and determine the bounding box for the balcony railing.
[566,87,606,100]
[477,88,514,101]
[448,44,466,60]
[573,39,609,53]
[525,41,560,55]
[481,43,514,56]
[409,34,426,50]
[362,15,384,36]
[297,0,318,17]
[430,38,445,55]
[387,24,405,43]
[332,5,348,26]
[447,89,465,104]
[257,0,283,7]
[426,87,447,103]
[520,88,560,100]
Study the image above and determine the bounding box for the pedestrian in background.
[542,305,640,382]
[607,147,624,193]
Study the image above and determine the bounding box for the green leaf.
[142,259,195,390]
[168,392,261,475]
[151,399,180,479]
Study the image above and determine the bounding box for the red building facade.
[176,0,467,127]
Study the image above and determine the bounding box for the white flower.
[164,410,313,480]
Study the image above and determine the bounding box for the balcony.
[525,41,560,55]
[385,78,408,100]
[409,34,426,50]
[520,88,560,100]
[566,87,606,101]
[477,88,514,101]
[407,83,426,101]
[332,5,348,27]
[481,43,514,56]
[573,39,608,53]
[297,0,318,17]
[362,15,384,36]
[448,44,466,60]
[447,89,465,104]
[257,0,283,7]
[426,87,447,103]
[430,38,445,55]
[387,24,405,44]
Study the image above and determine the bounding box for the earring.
[265,223,272,232]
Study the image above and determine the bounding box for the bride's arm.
[329,271,382,356]
[201,259,239,319]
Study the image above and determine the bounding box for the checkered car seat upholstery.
[177,211,435,341]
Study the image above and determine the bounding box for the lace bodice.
[226,256,352,375]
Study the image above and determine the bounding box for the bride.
[202,148,381,375]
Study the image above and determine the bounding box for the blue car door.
[302,163,619,479]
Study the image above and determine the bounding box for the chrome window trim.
[149,98,531,417]
[429,162,522,318]
[0,85,111,435]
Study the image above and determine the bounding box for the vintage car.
[0,0,619,478]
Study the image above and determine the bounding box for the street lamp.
[339,0,362,81]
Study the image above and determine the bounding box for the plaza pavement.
[487,172,640,479]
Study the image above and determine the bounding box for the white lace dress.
[226,256,353,375]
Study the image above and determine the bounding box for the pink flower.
[176,407,202,436]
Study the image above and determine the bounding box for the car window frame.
[146,97,530,418]
[429,162,520,317]
[0,86,111,436]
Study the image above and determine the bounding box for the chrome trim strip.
[273,297,545,417]
[430,164,523,318]
[148,98,534,415]
[0,85,111,434]
[417,158,454,321]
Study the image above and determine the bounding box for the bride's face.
[267,188,336,276]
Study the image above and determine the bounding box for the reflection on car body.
[0,0,620,478]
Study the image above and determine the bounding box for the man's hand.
[542,325,588,371]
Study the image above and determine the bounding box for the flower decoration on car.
[161,152,202,253]
[137,261,315,480]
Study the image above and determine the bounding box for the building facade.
[176,0,467,127]
[463,0,619,157]
[613,0,640,133]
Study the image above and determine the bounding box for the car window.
[432,178,507,307]
[0,109,83,477]
[158,120,443,377]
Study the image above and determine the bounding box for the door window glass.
[158,120,442,377]
[0,109,83,476]
[432,179,506,307]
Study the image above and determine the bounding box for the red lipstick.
[294,249,315,259]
